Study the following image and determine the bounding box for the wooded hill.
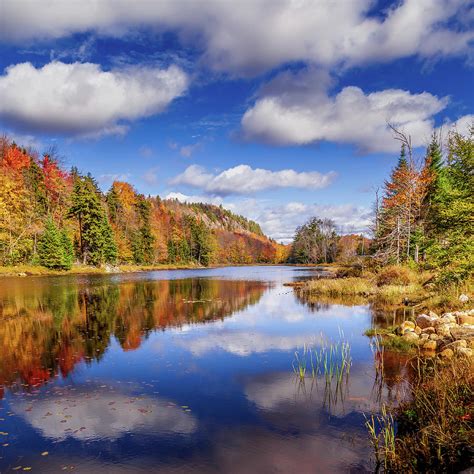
[0,136,287,268]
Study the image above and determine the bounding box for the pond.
[0,266,409,473]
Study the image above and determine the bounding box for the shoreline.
[0,262,329,278]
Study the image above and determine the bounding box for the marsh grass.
[386,356,474,472]
[364,404,396,471]
[292,336,352,388]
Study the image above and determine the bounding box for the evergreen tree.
[68,174,117,265]
[38,218,72,269]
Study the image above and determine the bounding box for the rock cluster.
[396,309,474,358]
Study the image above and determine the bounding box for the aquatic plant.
[364,404,396,471]
[292,337,352,384]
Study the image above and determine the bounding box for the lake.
[0,266,408,473]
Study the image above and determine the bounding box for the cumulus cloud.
[227,200,373,243]
[241,68,456,153]
[165,191,224,206]
[1,1,472,74]
[0,61,188,136]
[170,164,336,195]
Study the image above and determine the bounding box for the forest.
[291,125,473,285]
[0,136,287,269]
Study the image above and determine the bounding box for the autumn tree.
[290,217,338,264]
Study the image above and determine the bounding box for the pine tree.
[68,174,117,266]
[38,218,66,269]
[60,229,74,270]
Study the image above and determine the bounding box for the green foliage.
[132,195,155,264]
[38,217,73,270]
[68,174,117,266]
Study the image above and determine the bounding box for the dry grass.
[303,277,376,296]
[387,357,473,472]
[0,262,203,277]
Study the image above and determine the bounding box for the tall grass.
[364,404,396,471]
[292,336,352,385]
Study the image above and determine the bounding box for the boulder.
[459,294,469,303]
[422,340,437,351]
[400,321,415,332]
[439,314,456,324]
[436,324,452,338]
[439,348,454,359]
[402,332,419,344]
[416,314,436,329]
[457,314,474,326]
[420,334,429,341]
[428,310,439,319]
[450,326,474,341]
[429,334,439,341]
[421,327,436,335]
[414,326,422,335]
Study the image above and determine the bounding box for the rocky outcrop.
[390,308,474,358]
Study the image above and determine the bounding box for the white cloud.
[170,164,336,195]
[0,61,189,136]
[13,388,196,441]
[163,192,371,243]
[241,68,456,153]
[227,200,373,244]
[1,1,472,75]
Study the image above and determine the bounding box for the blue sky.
[0,0,472,242]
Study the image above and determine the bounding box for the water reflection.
[0,268,416,473]
[0,278,267,394]
[13,386,197,441]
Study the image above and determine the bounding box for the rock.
[456,347,473,357]
[17,272,27,277]
[414,326,422,335]
[457,314,474,325]
[416,314,436,329]
[400,321,415,332]
[439,348,454,359]
[450,326,474,341]
[421,327,436,335]
[422,340,437,351]
[459,294,469,303]
[429,334,439,341]
[439,314,456,324]
[436,324,452,338]
[104,264,120,274]
[402,332,419,343]
[420,333,429,341]
[428,310,439,319]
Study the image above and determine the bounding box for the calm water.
[0,266,408,473]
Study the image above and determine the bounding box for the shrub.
[336,264,363,278]
[376,265,415,287]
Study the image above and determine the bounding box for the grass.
[385,356,473,472]
[292,337,352,384]
[364,404,396,471]
[0,262,205,277]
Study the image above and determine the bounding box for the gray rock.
[416,314,436,329]
[459,294,469,303]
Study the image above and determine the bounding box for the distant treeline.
[0,136,287,269]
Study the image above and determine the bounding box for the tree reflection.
[0,278,266,395]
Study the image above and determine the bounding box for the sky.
[0,0,473,243]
